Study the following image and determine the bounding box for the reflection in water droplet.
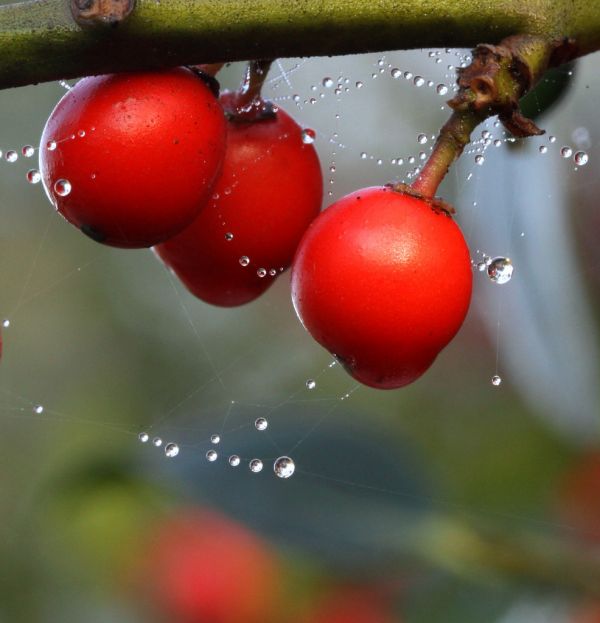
[54,179,72,196]
[249,458,263,473]
[229,455,241,467]
[274,456,295,479]
[487,257,513,284]
[491,375,502,386]
[206,449,218,462]
[138,432,149,443]
[164,443,179,458]
[255,417,268,431]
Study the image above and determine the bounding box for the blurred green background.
[0,34,599,623]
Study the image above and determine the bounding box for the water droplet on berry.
[487,257,513,284]
[54,179,72,196]
[21,145,34,157]
[255,417,268,431]
[206,449,218,462]
[46,140,57,151]
[210,434,220,444]
[224,232,233,241]
[574,151,589,166]
[5,150,17,163]
[164,443,179,458]
[138,432,149,443]
[301,129,316,144]
[274,456,295,478]
[491,375,502,386]
[229,455,241,467]
[152,437,162,447]
[561,146,573,158]
[26,169,41,184]
[257,268,267,278]
[249,459,263,473]
[239,256,250,267]
[77,130,86,138]
[268,268,277,276]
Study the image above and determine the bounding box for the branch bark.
[1,0,600,90]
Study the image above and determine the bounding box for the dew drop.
[138,432,149,443]
[77,130,86,138]
[46,140,57,151]
[574,151,589,166]
[306,379,316,390]
[26,169,41,184]
[561,146,573,158]
[413,76,425,87]
[164,442,179,458]
[21,145,35,157]
[391,68,402,79]
[322,77,333,88]
[239,256,250,267]
[228,455,241,467]
[224,232,234,241]
[474,155,485,166]
[301,128,316,144]
[268,268,277,277]
[539,145,548,154]
[33,404,44,414]
[549,135,556,143]
[403,71,413,80]
[360,152,367,160]
[417,133,428,144]
[5,150,17,163]
[494,139,502,147]
[210,434,220,444]
[152,437,163,447]
[436,84,448,95]
[2,319,10,328]
[206,449,218,462]
[491,375,502,387]
[54,179,72,196]
[481,130,491,139]
[274,456,295,479]
[355,81,363,89]
[255,417,268,431]
[487,257,513,284]
[249,458,263,473]
[257,268,267,278]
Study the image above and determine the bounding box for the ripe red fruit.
[140,509,281,623]
[155,97,322,306]
[291,187,472,389]
[39,68,226,248]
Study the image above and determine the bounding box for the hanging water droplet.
[355,81,364,89]
[403,71,413,80]
[417,133,428,144]
[229,454,241,467]
[360,152,367,160]
[210,434,220,444]
[491,375,502,386]
[413,76,425,87]
[152,437,163,447]
[574,151,589,166]
[21,145,34,157]
[322,77,333,88]
[164,442,179,458]
[539,145,548,154]
[474,155,485,166]
[255,417,268,431]
[301,128,316,144]
[436,84,448,95]
[306,379,316,390]
[224,232,234,241]
[391,68,401,79]
[257,268,267,278]
[249,459,263,473]
[274,456,295,479]
[549,135,556,143]
[239,256,250,267]
[46,140,57,151]
[54,179,72,196]
[5,150,17,163]
[206,449,218,462]
[138,432,149,443]
[26,169,41,184]
[561,146,573,158]
[33,404,44,414]
[2,319,10,328]
[487,257,513,284]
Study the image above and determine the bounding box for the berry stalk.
[236,59,274,109]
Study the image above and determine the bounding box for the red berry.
[39,68,226,248]
[291,187,472,389]
[140,509,281,623]
[155,97,322,306]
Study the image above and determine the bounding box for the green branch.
[1,0,600,90]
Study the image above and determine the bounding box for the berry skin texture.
[140,509,281,623]
[155,99,323,306]
[39,68,226,248]
[291,187,472,389]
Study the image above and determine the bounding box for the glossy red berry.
[140,509,281,623]
[39,68,226,248]
[291,187,472,389]
[155,97,322,306]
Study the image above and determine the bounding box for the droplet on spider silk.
[413,76,425,87]
[476,261,487,272]
[487,257,513,284]
[249,459,263,473]
[224,232,234,241]
[228,455,241,467]
[491,375,502,387]
[322,77,334,88]
[21,145,35,157]
[210,434,220,444]
[138,432,149,443]
[268,268,277,277]
[46,140,57,151]
[561,146,573,158]
[274,456,295,479]
[436,84,448,95]
[164,442,179,458]
[539,145,548,154]
[33,405,44,414]
[206,449,218,462]
[239,256,250,267]
[306,379,316,390]
[391,68,402,79]
[255,417,268,431]
[5,150,17,163]
[574,151,589,166]
[152,437,163,447]
[2,319,10,328]
[301,129,316,144]
[474,155,485,166]
[417,134,427,144]
[54,179,71,197]
[26,169,41,184]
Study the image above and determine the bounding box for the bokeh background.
[0,31,599,623]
